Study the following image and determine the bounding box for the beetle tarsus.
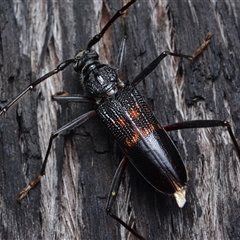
[191,32,213,59]
[107,209,146,240]
[17,175,42,202]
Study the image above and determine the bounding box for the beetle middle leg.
[52,91,95,103]
[17,110,97,202]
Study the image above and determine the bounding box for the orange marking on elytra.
[128,109,140,119]
[125,130,139,147]
[140,123,155,135]
[117,116,127,127]
[128,103,140,119]
[149,123,155,131]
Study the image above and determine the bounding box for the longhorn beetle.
[1,0,240,239]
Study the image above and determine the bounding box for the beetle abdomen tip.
[174,187,186,208]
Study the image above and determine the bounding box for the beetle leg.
[0,59,74,116]
[106,156,128,211]
[52,91,95,103]
[163,120,240,160]
[116,1,128,82]
[131,32,213,87]
[116,36,127,80]
[17,110,97,202]
[106,156,146,240]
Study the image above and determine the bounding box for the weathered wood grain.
[0,0,240,239]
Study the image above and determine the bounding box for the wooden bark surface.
[1,0,240,239]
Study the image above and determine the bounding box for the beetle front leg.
[106,156,146,240]
[18,110,97,202]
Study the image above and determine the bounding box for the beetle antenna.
[0,59,74,116]
[86,0,136,51]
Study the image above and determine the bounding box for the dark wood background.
[1,0,240,239]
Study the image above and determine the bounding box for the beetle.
[1,0,240,239]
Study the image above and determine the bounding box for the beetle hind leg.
[163,119,240,160]
[106,156,146,240]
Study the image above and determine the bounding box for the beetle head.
[73,50,123,98]
[73,50,99,74]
